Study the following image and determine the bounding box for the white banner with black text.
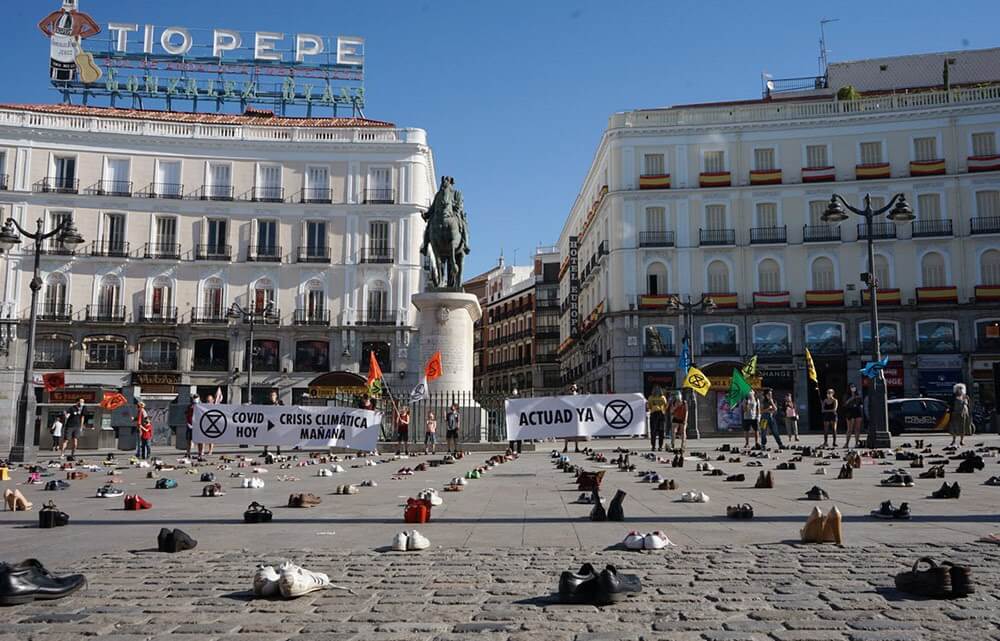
[191,404,380,451]
[504,394,646,440]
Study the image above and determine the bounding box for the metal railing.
[638,231,674,247]
[297,246,331,263]
[86,358,126,371]
[96,179,132,197]
[86,305,126,322]
[535,326,560,339]
[299,187,333,204]
[192,357,229,371]
[37,177,79,194]
[803,224,841,242]
[89,240,129,257]
[364,188,395,204]
[702,343,740,356]
[195,244,232,260]
[971,216,1000,235]
[293,309,331,325]
[699,228,736,246]
[359,247,394,264]
[138,357,178,371]
[536,297,560,310]
[857,222,897,240]
[248,245,282,262]
[250,185,284,202]
[911,219,953,237]
[137,306,178,324]
[143,242,181,259]
[198,185,234,201]
[140,182,184,199]
[38,303,73,322]
[191,307,228,324]
[356,310,400,326]
[749,226,787,244]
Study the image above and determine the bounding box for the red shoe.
[123,494,137,510]
[136,495,153,510]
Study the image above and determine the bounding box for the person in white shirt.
[49,412,65,451]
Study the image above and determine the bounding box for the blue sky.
[8,1,999,276]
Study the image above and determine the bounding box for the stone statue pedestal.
[411,291,482,393]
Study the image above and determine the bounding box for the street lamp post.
[822,192,913,449]
[0,217,85,462]
[228,301,274,404]
[669,294,716,441]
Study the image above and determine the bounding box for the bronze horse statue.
[421,176,470,289]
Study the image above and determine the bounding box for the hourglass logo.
[38,0,102,83]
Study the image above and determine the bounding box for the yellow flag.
[682,366,711,397]
[740,355,758,379]
[805,348,818,384]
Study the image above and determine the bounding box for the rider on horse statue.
[421,176,471,290]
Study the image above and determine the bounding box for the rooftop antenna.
[819,18,839,76]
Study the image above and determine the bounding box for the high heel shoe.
[13,489,32,511]
[822,506,843,544]
[800,506,826,543]
[607,489,627,521]
[3,488,14,511]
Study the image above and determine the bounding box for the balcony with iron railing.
[198,185,234,201]
[294,309,331,326]
[536,297,560,310]
[249,185,284,203]
[363,188,395,204]
[138,182,184,199]
[298,187,333,204]
[38,303,73,322]
[297,246,331,263]
[86,304,126,323]
[192,356,229,371]
[137,306,178,324]
[749,226,787,244]
[535,326,561,340]
[803,224,842,243]
[85,357,126,371]
[356,309,400,326]
[247,245,282,262]
[90,240,129,258]
[246,308,281,325]
[535,353,559,364]
[191,307,228,324]
[195,244,231,261]
[359,247,395,264]
[138,356,179,371]
[911,219,953,238]
[94,179,132,197]
[143,242,181,259]
[638,231,675,247]
[857,222,897,240]
[971,216,1000,235]
[37,241,76,256]
[699,228,736,246]
[36,177,79,194]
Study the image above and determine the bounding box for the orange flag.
[366,351,383,388]
[424,351,443,381]
[99,391,127,411]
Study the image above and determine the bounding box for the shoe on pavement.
[623,531,644,550]
[392,531,409,551]
[277,562,330,598]
[406,530,430,551]
[643,531,674,550]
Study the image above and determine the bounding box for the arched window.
[85,335,127,370]
[295,339,330,372]
[645,206,666,232]
[874,254,891,288]
[201,277,224,319]
[149,276,174,319]
[302,279,326,323]
[805,321,844,354]
[707,260,730,293]
[97,275,121,316]
[916,320,958,353]
[752,323,791,355]
[253,277,275,313]
[644,325,674,357]
[702,323,738,355]
[646,262,668,295]
[860,321,902,354]
[193,338,229,371]
[139,337,178,370]
[43,273,67,313]
[245,339,280,372]
[366,281,389,324]
[757,258,782,293]
[920,252,946,287]
[980,249,1000,285]
[811,257,836,290]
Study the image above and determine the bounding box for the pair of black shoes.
[931,482,961,499]
[956,457,984,473]
[244,502,274,523]
[558,563,642,605]
[157,528,197,553]
[0,559,86,605]
[44,480,70,491]
[589,490,626,522]
[39,502,69,529]
[895,557,973,598]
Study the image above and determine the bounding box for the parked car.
[887,398,951,436]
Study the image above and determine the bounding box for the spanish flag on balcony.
[805,290,844,306]
[749,169,782,185]
[711,293,738,308]
[916,286,958,304]
[975,285,1000,302]
[752,291,790,308]
[968,155,1000,173]
[802,166,836,183]
[861,288,902,305]
[639,174,671,190]
[856,163,890,180]
[909,159,945,176]
[699,171,731,187]
[638,295,671,309]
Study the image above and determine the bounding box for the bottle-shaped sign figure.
[38,0,101,83]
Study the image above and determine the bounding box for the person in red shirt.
[138,418,153,460]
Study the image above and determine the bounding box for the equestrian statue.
[420,176,470,290]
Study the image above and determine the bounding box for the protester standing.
[262,390,283,458]
[49,412,65,451]
[563,384,581,453]
[185,395,199,459]
[138,416,153,460]
[784,393,800,441]
[821,388,839,447]
[446,403,461,454]
[950,383,973,447]
[424,411,438,455]
[742,391,760,449]
[759,389,786,450]
[670,391,688,453]
[842,383,863,449]
[60,398,86,459]
[132,401,149,459]
[647,387,668,452]
[202,394,216,458]
[395,406,411,455]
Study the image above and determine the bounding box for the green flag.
[726,368,752,407]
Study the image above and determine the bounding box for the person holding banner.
[647,387,668,452]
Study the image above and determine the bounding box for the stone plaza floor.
[1,433,999,640]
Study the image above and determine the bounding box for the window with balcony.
[145,277,174,322]
[754,148,775,171]
[920,252,947,287]
[366,284,389,324]
[860,141,883,165]
[295,340,330,372]
[193,338,228,371]
[972,132,997,157]
[860,321,902,354]
[704,151,725,173]
[207,162,233,199]
[640,207,671,246]
[755,202,778,228]
[46,211,73,253]
[643,153,665,176]
[643,325,674,357]
[361,341,391,373]
[255,165,282,201]
[154,160,182,198]
[151,216,178,258]
[975,319,1000,351]
[99,213,127,256]
[913,137,938,162]
[975,190,1000,219]
[102,158,131,195]
[43,273,68,319]
[702,323,738,356]
[364,220,391,262]
[34,336,71,369]
[805,321,845,354]
[917,320,959,353]
[366,167,393,203]
[302,221,328,261]
[810,257,836,290]
[200,277,225,320]
[139,339,178,370]
[706,260,730,294]
[200,218,229,259]
[86,338,126,370]
[645,262,668,295]
[752,323,791,356]
[245,339,280,372]
[297,281,328,325]
[913,193,950,236]
[51,155,76,192]
[304,166,330,202]
[874,254,891,288]
[805,144,828,168]
[95,275,122,320]
[757,258,782,293]
[254,219,279,260]
[982,249,1000,285]
[253,277,276,314]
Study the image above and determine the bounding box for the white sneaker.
[695,491,710,503]
[277,562,330,598]
[253,467,268,474]
[318,469,333,477]
[457,477,468,486]
[249,477,264,489]
[623,530,644,550]
[241,478,252,488]
[253,565,280,597]
[643,531,675,550]
[406,530,430,550]
[392,531,409,551]
[332,465,345,473]
[344,484,358,495]
[420,489,443,506]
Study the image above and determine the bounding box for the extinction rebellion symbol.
[603,400,633,429]
[200,409,227,439]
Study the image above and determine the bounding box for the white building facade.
[558,56,1000,433]
[0,103,434,449]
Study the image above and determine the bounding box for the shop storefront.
[37,388,118,450]
[917,354,964,401]
[642,371,676,397]
[971,358,999,410]
[698,361,760,434]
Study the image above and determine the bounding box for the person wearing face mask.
[60,398,86,459]
[821,388,839,448]
[842,383,863,449]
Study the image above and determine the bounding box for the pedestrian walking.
[759,389,785,450]
[446,403,461,454]
[950,383,973,447]
[49,412,65,451]
[395,406,410,455]
[60,398,86,459]
[842,383,863,449]
[742,392,760,449]
[784,393,800,441]
[670,391,688,453]
[424,411,438,455]
[821,388,839,447]
[647,387,667,452]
